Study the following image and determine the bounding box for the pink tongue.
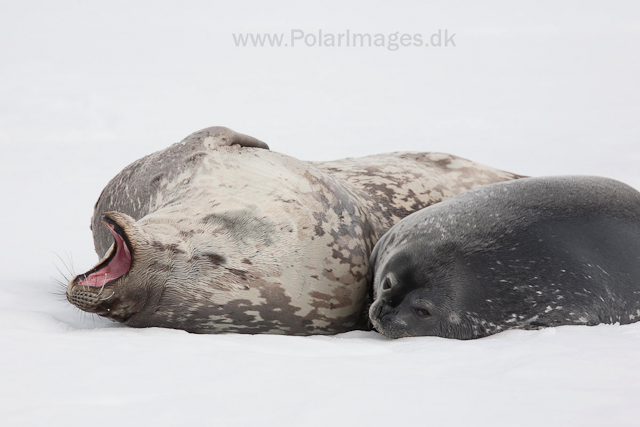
[78,223,131,287]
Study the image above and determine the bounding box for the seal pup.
[369,176,640,339]
[66,126,522,335]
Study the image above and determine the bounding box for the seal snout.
[370,299,395,320]
[368,300,387,333]
[66,289,112,312]
[369,300,410,338]
[67,215,134,314]
[369,273,402,329]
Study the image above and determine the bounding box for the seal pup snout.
[369,298,395,320]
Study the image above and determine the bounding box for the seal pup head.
[368,239,475,339]
[66,211,158,323]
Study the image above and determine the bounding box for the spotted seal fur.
[66,126,522,335]
[369,176,640,339]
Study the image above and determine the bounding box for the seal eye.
[413,307,431,318]
[382,277,392,290]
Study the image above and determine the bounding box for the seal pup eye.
[382,277,392,290]
[413,307,431,318]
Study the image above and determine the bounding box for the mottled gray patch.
[202,209,276,246]
[204,253,226,266]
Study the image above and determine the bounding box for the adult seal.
[66,126,522,335]
[369,176,640,339]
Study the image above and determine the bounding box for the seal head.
[369,242,471,338]
[67,212,161,323]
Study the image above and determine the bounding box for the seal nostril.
[382,277,392,290]
[413,307,431,318]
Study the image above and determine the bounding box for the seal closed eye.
[369,175,640,339]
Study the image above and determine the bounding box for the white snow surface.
[1,1,640,426]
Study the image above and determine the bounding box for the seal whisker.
[52,261,71,284]
[50,276,67,290]
[96,274,108,297]
[65,251,76,278]
[52,251,75,282]
[97,290,115,302]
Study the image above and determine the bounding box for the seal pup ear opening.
[71,212,142,288]
[202,126,270,150]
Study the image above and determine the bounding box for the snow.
[1,1,640,426]
[3,279,640,426]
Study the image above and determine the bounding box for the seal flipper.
[206,126,269,150]
[227,130,269,150]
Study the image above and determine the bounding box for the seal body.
[369,176,640,339]
[66,126,521,335]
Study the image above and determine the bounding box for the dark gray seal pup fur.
[66,126,522,335]
[369,175,640,339]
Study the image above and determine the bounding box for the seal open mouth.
[73,217,132,288]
